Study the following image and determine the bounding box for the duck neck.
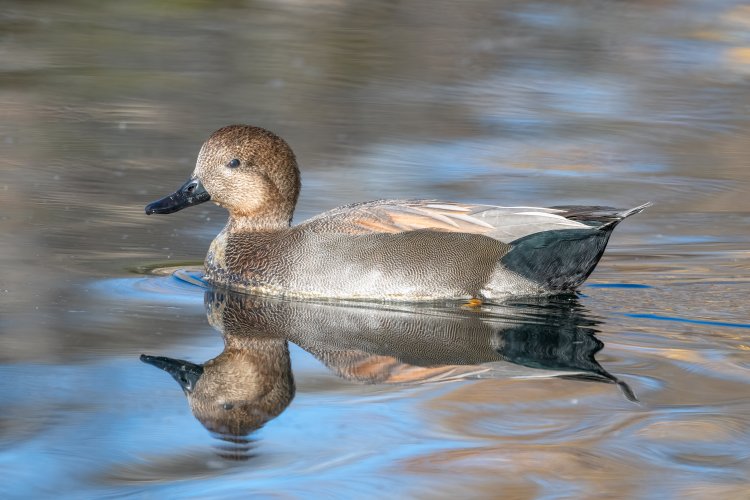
[226,211,292,233]
[224,334,289,354]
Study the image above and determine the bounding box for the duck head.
[145,125,301,229]
[140,338,294,440]
[140,289,296,442]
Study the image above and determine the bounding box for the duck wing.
[298,200,648,243]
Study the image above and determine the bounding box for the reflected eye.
[227,159,240,168]
[222,403,234,410]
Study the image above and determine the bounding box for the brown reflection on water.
[404,376,750,496]
[141,288,633,456]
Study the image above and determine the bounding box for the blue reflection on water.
[0,360,206,496]
[92,271,206,305]
[625,313,750,330]
[588,283,652,289]
[0,354,478,497]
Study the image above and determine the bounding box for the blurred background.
[1,0,749,497]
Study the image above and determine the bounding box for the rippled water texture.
[1,1,749,498]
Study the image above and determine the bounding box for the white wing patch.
[441,212,496,229]
[514,211,576,219]
[424,203,472,212]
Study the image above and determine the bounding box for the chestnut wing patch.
[299,200,591,243]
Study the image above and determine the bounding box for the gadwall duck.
[139,290,634,443]
[145,125,649,301]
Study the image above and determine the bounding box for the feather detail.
[300,199,649,245]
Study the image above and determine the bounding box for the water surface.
[1,0,749,497]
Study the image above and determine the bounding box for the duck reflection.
[141,290,635,450]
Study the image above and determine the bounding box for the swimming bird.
[145,125,649,301]
[139,289,635,442]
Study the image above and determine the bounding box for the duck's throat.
[203,217,291,290]
[205,226,230,284]
[226,210,292,232]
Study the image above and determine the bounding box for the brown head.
[145,125,301,229]
[140,287,296,441]
[187,345,295,438]
[140,340,295,440]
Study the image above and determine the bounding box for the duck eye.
[222,403,234,410]
[227,159,241,169]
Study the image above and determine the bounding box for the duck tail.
[600,202,652,230]
[501,203,651,291]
